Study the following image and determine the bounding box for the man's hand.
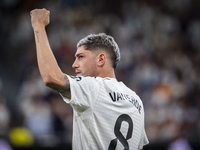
[30,8,50,29]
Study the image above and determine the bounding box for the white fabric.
[61,75,149,150]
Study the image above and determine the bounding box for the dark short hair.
[77,33,120,69]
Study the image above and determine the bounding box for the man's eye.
[79,56,83,59]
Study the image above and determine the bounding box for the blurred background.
[0,0,200,149]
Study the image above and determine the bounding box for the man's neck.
[97,68,116,79]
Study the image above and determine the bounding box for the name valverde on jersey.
[109,91,142,114]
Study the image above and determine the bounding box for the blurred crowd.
[0,0,200,149]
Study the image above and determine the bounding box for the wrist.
[32,23,45,31]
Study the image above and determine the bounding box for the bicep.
[47,75,71,99]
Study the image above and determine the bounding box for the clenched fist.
[30,8,50,29]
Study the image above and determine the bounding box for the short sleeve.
[61,75,100,113]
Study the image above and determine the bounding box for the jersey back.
[61,75,149,150]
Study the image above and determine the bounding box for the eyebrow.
[75,53,84,57]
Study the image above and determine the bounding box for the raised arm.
[30,8,71,99]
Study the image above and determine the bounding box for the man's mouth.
[76,71,81,76]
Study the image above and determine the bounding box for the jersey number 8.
[108,114,133,150]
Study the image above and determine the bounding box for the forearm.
[33,25,64,86]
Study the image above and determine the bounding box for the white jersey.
[61,75,149,150]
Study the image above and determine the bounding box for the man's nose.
[72,59,79,68]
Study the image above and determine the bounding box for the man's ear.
[97,53,106,67]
